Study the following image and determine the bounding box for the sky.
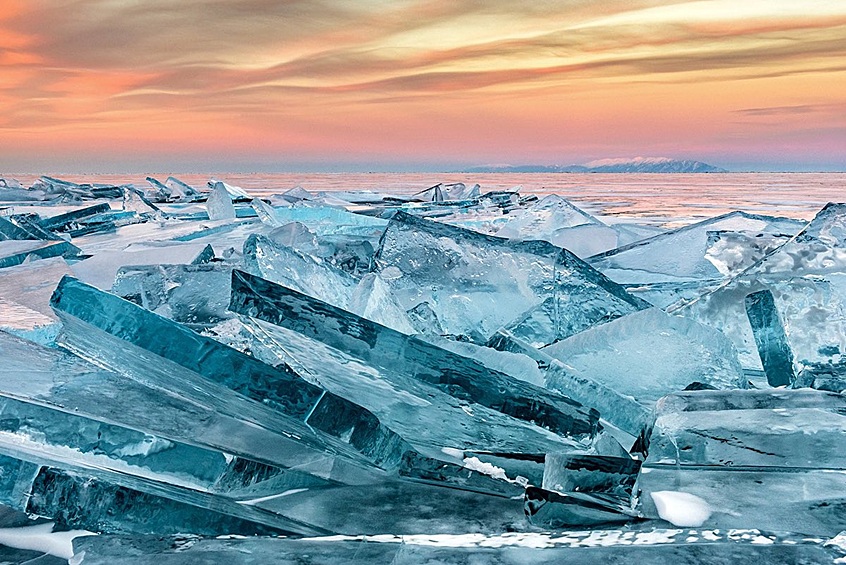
[0,0,844,172]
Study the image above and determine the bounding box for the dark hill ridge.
[463,158,727,173]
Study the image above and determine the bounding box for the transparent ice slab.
[243,234,357,310]
[229,269,600,441]
[639,389,846,535]
[0,240,79,269]
[589,211,804,285]
[542,453,640,502]
[493,195,619,257]
[252,203,387,237]
[541,308,748,402]
[525,486,639,527]
[0,386,332,498]
[676,203,846,371]
[0,454,300,536]
[71,529,843,565]
[51,276,471,481]
[233,314,584,485]
[36,203,112,232]
[113,263,235,325]
[53,278,514,493]
[643,389,846,469]
[0,215,61,242]
[205,184,235,220]
[745,289,795,386]
[0,330,380,487]
[376,211,648,345]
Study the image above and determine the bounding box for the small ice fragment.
[651,491,712,527]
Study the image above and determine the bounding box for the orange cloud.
[0,0,844,171]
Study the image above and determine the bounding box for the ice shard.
[493,195,618,257]
[230,269,600,440]
[589,211,804,285]
[251,202,387,237]
[0,240,79,269]
[540,308,747,402]
[52,276,524,497]
[0,391,320,496]
[376,211,648,345]
[542,453,640,502]
[347,272,416,333]
[230,306,596,484]
[0,330,380,487]
[208,179,251,201]
[0,215,61,241]
[122,186,162,216]
[205,184,236,220]
[37,203,111,232]
[144,177,172,202]
[50,276,412,471]
[524,486,638,527]
[0,177,22,190]
[112,263,234,324]
[164,177,201,201]
[0,454,297,536]
[638,389,846,535]
[677,203,846,371]
[242,233,357,310]
[744,289,795,386]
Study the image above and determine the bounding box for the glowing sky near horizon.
[0,0,844,172]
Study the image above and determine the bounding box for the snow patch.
[651,491,712,527]
[0,522,96,560]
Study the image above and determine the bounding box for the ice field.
[0,172,844,563]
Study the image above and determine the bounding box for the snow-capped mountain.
[463,157,727,173]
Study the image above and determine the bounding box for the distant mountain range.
[462,157,727,173]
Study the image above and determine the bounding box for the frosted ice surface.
[0,257,72,317]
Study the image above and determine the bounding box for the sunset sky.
[1,0,844,172]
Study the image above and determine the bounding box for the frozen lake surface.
[6,172,845,226]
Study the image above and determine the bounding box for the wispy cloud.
[0,0,845,169]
